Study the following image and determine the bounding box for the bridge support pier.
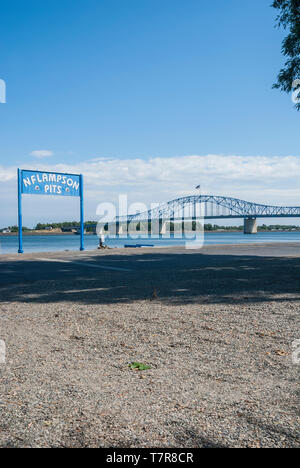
[244,217,257,234]
[159,219,167,235]
[116,222,125,236]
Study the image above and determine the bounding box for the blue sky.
[0,0,299,227]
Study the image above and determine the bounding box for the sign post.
[80,174,84,251]
[17,168,23,253]
[17,169,84,253]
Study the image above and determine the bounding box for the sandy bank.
[0,243,299,447]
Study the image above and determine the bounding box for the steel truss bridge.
[80,195,300,235]
[116,195,300,222]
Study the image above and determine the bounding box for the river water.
[1,231,300,254]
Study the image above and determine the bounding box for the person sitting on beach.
[98,231,106,249]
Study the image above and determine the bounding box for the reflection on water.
[1,231,300,254]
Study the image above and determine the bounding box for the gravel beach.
[0,243,299,448]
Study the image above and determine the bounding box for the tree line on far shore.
[1,221,97,233]
[35,221,97,231]
[1,222,300,233]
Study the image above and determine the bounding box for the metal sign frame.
[17,169,84,253]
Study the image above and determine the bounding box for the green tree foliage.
[272,0,300,110]
[6,226,30,232]
[35,221,98,230]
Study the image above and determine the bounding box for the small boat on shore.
[124,244,154,248]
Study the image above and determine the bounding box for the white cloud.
[30,150,53,159]
[0,154,299,227]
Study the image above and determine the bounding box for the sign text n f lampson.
[21,170,81,197]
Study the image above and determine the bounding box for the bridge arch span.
[116,195,300,222]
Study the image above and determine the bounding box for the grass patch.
[129,362,151,371]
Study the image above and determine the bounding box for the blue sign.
[17,169,84,253]
[21,170,80,197]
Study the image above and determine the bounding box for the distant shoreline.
[0,231,97,236]
[1,229,299,237]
